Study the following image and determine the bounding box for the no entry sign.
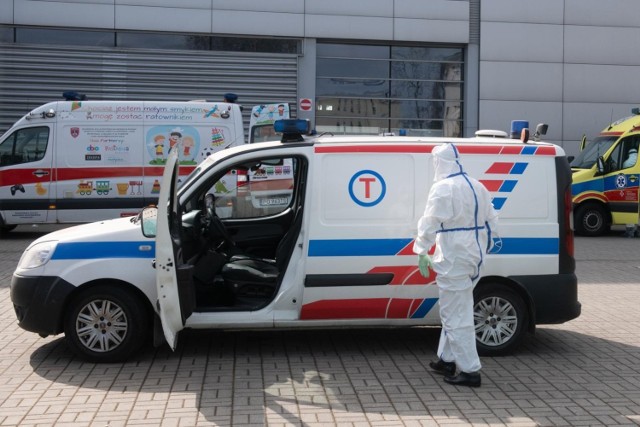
[299,98,313,111]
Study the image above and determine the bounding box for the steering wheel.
[204,193,236,249]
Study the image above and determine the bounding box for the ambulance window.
[208,157,297,219]
[620,136,640,169]
[0,126,49,166]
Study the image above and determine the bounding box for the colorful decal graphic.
[146,125,200,166]
[76,180,112,196]
[480,162,528,210]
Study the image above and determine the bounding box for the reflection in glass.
[118,32,210,50]
[0,27,14,43]
[317,78,387,97]
[317,58,389,79]
[317,42,464,137]
[17,28,114,47]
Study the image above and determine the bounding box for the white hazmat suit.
[413,143,499,375]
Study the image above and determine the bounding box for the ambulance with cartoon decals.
[0,97,244,233]
[11,120,580,362]
[570,108,640,236]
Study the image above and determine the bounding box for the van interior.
[175,156,307,312]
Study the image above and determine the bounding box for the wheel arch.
[475,275,535,334]
[59,278,154,334]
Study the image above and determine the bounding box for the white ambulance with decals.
[10,120,580,362]
[0,99,244,233]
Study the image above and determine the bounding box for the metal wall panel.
[0,44,298,135]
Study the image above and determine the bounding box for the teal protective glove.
[418,254,432,278]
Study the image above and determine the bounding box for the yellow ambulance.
[570,109,640,236]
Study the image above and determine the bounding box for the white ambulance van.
[10,120,580,362]
[0,99,244,233]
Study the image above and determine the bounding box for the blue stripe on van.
[51,241,156,260]
[308,237,558,257]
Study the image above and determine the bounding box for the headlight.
[17,241,57,269]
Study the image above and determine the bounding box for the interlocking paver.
[2,226,640,425]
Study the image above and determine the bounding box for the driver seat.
[220,206,303,297]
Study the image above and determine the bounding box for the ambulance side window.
[0,126,49,166]
[209,157,296,219]
[620,136,640,169]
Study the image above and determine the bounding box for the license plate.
[259,197,289,206]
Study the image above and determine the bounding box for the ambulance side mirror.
[596,156,606,174]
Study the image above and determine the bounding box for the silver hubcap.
[474,296,518,347]
[584,211,602,232]
[75,299,128,353]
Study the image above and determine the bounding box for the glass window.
[317,58,389,79]
[390,81,462,101]
[316,98,390,118]
[317,43,388,59]
[317,42,464,137]
[208,157,298,219]
[117,32,210,50]
[0,26,14,43]
[317,77,388,97]
[16,28,114,47]
[392,46,463,62]
[211,37,301,54]
[618,136,640,170]
[0,126,49,166]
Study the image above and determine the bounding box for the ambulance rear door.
[155,147,194,350]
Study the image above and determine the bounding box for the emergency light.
[274,119,310,142]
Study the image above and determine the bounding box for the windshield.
[570,136,618,169]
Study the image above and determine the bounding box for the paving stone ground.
[0,224,639,426]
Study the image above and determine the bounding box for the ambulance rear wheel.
[473,284,528,356]
[575,203,609,236]
[64,285,149,363]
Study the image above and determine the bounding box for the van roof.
[601,114,640,136]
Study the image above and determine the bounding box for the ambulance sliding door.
[301,148,437,324]
[54,103,145,223]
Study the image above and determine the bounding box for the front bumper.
[10,274,76,336]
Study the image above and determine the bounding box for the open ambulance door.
[155,147,195,350]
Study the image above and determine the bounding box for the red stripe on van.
[387,298,414,318]
[480,180,503,191]
[300,299,389,319]
[0,169,53,186]
[315,145,434,154]
[485,162,514,174]
[315,144,556,155]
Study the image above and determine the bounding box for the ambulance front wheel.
[473,284,528,357]
[63,285,150,363]
[575,203,609,236]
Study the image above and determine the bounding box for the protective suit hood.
[433,143,464,181]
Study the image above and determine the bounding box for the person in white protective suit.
[413,143,499,388]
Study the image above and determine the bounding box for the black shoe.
[429,359,456,376]
[444,371,481,388]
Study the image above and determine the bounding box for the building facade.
[1,0,640,156]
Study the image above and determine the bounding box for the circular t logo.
[349,170,386,207]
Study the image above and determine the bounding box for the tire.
[63,285,149,362]
[473,284,528,356]
[574,203,609,236]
